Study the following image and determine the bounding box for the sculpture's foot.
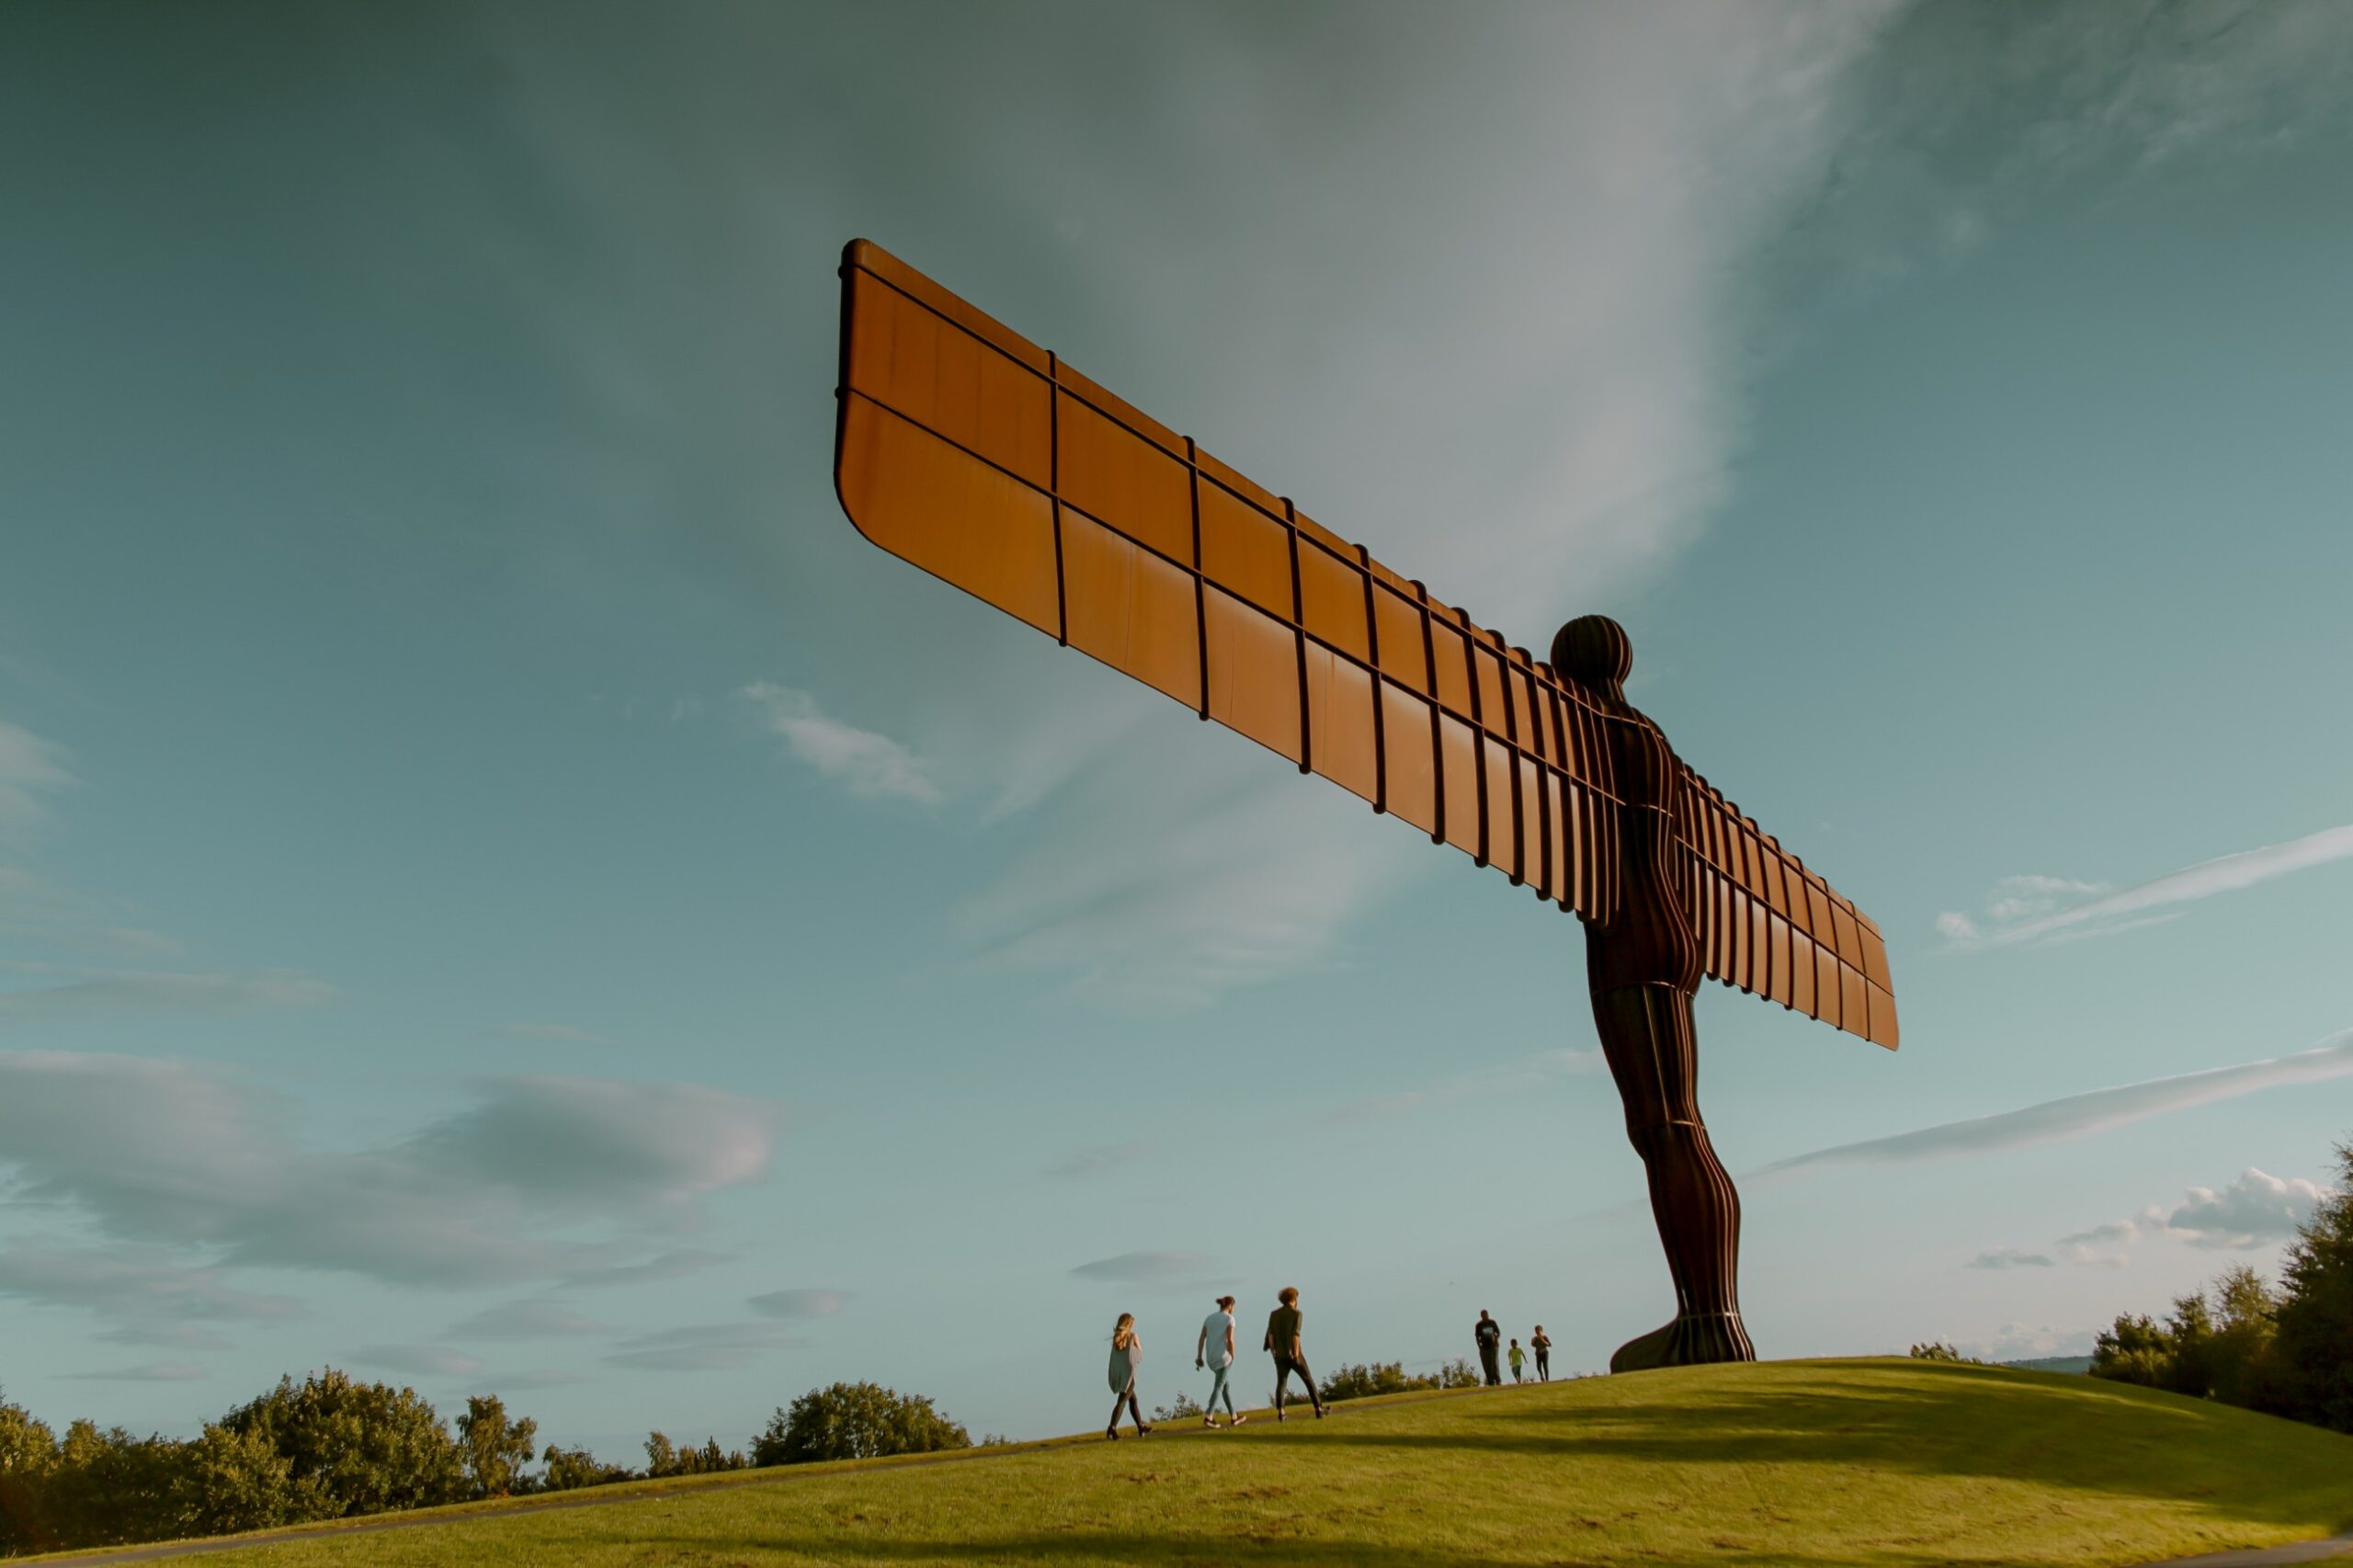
[1608,1312,1756,1373]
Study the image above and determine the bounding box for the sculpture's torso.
[1585,702,1702,994]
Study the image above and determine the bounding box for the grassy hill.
[70,1359,2353,1568]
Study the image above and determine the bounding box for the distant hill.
[2005,1355,2096,1375]
[68,1358,2353,1568]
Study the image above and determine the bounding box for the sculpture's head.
[1551,614,1631,697]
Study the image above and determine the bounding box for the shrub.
[754,1382,971,1466]
[644,1432,747,1477]
[1318,1358,1480,1402]
[1908,1342,1983,1365]
[540,1444,635,1491]
[1151,1392,1204,1423]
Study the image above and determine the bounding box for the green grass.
[100,1360,2353,1567]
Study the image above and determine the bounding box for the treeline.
[1152,1358,1483,1421]
[0,1373,967,1556]
[2089,1140,2352,1433]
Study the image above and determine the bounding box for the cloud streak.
[1069,1250,1217,1287]
[1937,824,2353,947]
[740,682,942,806]
[1763,1030,2353,1178]
[0,967,335,1019]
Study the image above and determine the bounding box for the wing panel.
[837,397,1060,635]
[1060,508,1201,709]
[1203,585,1302,765]
[1057,392,1193,566]
[1380,681,1438,835]
[1305,642,1379,805]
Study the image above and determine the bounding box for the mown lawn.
[62,1359,2353,1567]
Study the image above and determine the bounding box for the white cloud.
[1938,824,2353,948]
[0,1053,779,1290]
[1761,1029,2353,1177]
[739,682,941,806]
[2165,1167,2325,1250]
[747,1288,849,1320]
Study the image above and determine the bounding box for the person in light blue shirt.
[1195,1294,1245,1428]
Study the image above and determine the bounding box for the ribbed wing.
[834,238,1620,921]
[1674,768,1899,1050]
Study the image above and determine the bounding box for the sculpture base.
[1609,1312,1756,1373]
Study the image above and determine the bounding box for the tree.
[174,1421,333,1538]
[2091,1312,2176,1389]
[454,1395,540,1499]
[753,1383,971,1466]
[219,1370,466,1517]
[0,1392,60,1554]
[2272,1140,2353,1432]
[1316,1358,1481,1402]
[1150,1391,1204,1424]
[1907,1342,1983,1365]
[540,1443,634,1491]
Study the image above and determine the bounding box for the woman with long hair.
[1105,1312,1150,1439]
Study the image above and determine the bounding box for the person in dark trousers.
[1105,1312,1150,1439]
[1475,1310,1503,1386]
[1264,1286,1324,1420]
[1531,1324,1552,1382]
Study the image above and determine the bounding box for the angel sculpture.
[829,241,1898,1369]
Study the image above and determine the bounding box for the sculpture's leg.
[1590,983,1756,1371]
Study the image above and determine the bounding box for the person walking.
[1474,1310,1503,1387]
[1531,1324,1552,1383]
[1195,1294,1245,1428]
[1507,1338,1526,1383]
[1264,1287,1325,1420]
[1105,1312,1150,1439]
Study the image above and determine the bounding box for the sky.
[3,0,2351,1455]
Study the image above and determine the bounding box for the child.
[1507,1337,1526,1383]
[1530,1324,1552,1382]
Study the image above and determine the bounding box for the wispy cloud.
[0,1244,303,1346]
[1762,1030,2353,1178]
[1069,1250,1217,1287]
[0,718,73,830]
[357,1346,484,1379]
[1048,1141,1153,1180]
[604,1321,804,1372]
[0,967,335,1019]
[1964,1247,2052,1270]
[1982,1166,2330,1273]
[1325,1047,1605,1127]
[748,1288,849,1320]
[503,1022,622,1049]
[739,682,941,807]
[0,1052,779,1290]
[63,1363,208,1383]
[444,1301,614,1341]
[1937,824,2353,947]
[561,1249,733,1290]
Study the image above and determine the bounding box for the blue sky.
[3,2,2350,1454]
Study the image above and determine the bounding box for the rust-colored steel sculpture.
[832,239,1897,1370]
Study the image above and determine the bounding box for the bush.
[540,1444,635,1492]
[1908,1342,1984,1365]
[1150,1392,1204,1423]
[1317,1358,1480,1403]
[2091,1267,2279,1404]
[644,1433,747,1477]
[754,1382,970,1466]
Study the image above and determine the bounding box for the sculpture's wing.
[834,238,1620,921]
[1673,767,1899,1050]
